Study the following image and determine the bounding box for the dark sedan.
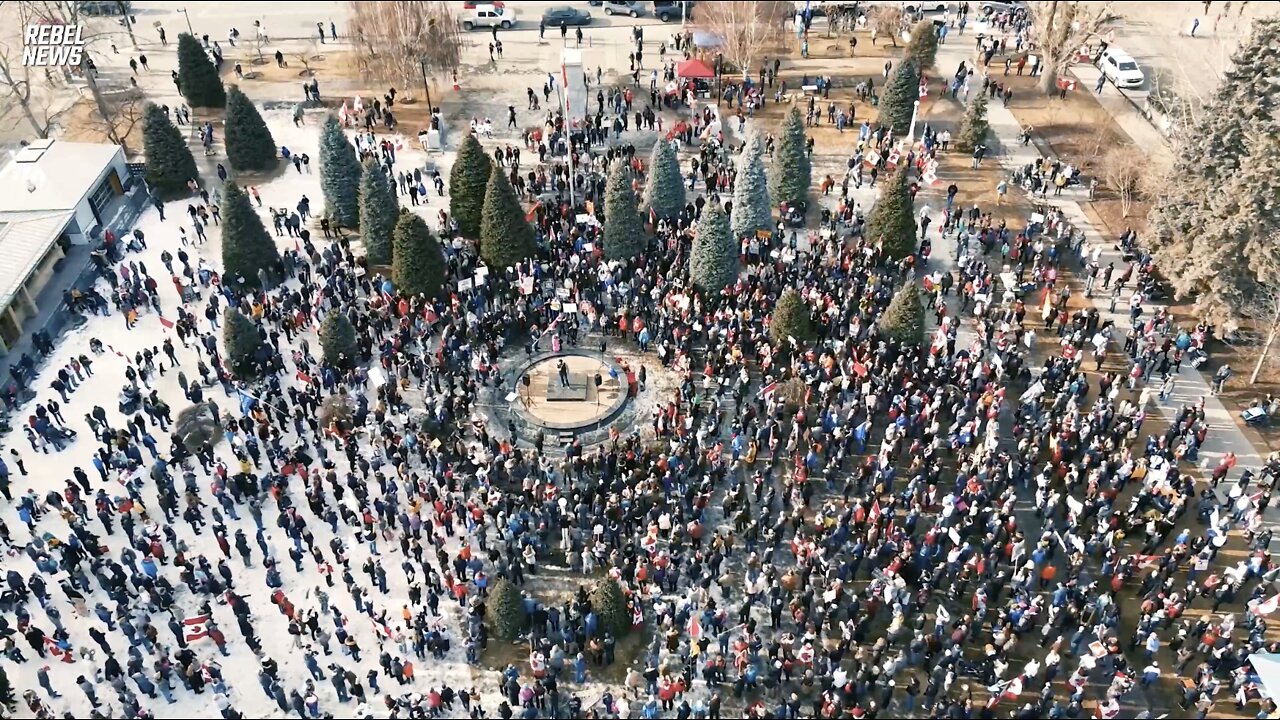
[542,7,592,26]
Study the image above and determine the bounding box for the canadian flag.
[1133,554,1162,570]
[868,499,882,525]
[1002,675,1024,699]
[918,83,929,98]
[688,612,703,640]
[372,618,393,639]
[183,614,211,642]
[851,362,868,378]
[1251,593,1280,616]
[44,636,73,663]
[758,381,779,398]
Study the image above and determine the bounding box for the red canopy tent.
[676,58,716,80]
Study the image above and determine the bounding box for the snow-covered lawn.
[0,109,498,719]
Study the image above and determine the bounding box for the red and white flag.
[1002,675,1024,699]
[184,614,211,642]
[688,613,702,640]
[372,618,393,639]
[868,499,882,525]
[758,381,778,398]
[44,636,73,663]
[1251,593,1280,616]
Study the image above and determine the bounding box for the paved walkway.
[927,37,1273,506]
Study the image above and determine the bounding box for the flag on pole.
[372,618,393,639]
[183,614,211,641]
[758,381,778,398]
[688,612,702,640]
[868,499,882,525]
[851,361,868,377]
[1251,593,1280,616]
[158,315,174,329]
[296,370,313,385]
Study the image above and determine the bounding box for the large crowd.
[0,4,1276,720]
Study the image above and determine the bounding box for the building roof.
[0,139,122,213]
[0,209,75,310]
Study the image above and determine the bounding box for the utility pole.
[178,7,193,35]
[419,59,435,115]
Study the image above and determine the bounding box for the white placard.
[563,302,578,314]
[458,278,474,292]
[369,367,387,388]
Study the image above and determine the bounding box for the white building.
[0,139,129,351]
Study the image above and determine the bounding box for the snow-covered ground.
[0,109,496,719]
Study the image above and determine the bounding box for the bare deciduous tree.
[1245,280,1280,384]
[872,5,905,48]
[1100,144,1152,217]
[694,1,788,81]
[0,2,71,137]
[1028,1,1119,95]
[86,87,145,155]
[292,40,323,77]
[348,1,462,108]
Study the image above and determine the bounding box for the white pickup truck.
[462,5,517,31]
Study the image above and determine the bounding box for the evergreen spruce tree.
[318,115,362,229]
[642,138,685,220]
[879,279,926,345]
[770,288,815,345]
[732,130,772,238]
[1150,16,1280,321]
[223,86,277,172]
[176,32,226,108]
[955,91,989,153]
[450,134,493,238]
[223,309,264,379]
[0,666,13,713]
[392,210,446,297]
[142,103,199,199]
[486,576,526,641]
[877,59,920,134]
[769,108,812,209]
[905,19,939,69]
[220,182,280,289]
[602,158,644,261]
[865,165,917,259]
[319,309,358,369]
[590,577,631,636]
[359,157,398,266]
[689,203,737,292]
[479,166,536,269]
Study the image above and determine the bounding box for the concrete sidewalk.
[928,37,1271,490]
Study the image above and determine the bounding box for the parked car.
[602,1,645,17]
[901,1,951,13]
[979,1,1026,15]
[542,6,592,26]
[654,0,692,22]
[462,4,517,31]
[79,0,130,15]
[1099,47,1145,88]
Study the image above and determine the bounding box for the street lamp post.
[907,99,921,142]
[418,59,435,115]
[178,7,193,35]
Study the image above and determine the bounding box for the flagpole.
[561,63,576,208]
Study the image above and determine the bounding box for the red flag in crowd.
[183,614,211,641]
